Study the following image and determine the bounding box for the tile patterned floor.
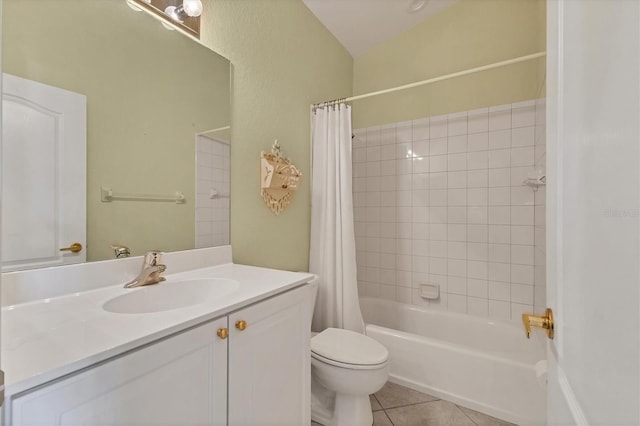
[313,381,516,426]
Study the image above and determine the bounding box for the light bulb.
[164,6,183,23]
[407,0,428,13]
[164,5,181,22]
[126,0,143,12]
[164,0,202,23]
[182,0,203,17]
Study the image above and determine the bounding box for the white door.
[2,74,86,271]
[546,1,639,424]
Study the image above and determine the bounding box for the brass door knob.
[522,308,554,339]
[235,320,247,331]
[59,242,83,253]
[217,328,229,339]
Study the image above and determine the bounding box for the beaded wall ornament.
[260,140,302,215]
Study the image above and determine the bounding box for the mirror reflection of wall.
[2,0,231,269]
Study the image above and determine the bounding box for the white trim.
[557,367,589,426]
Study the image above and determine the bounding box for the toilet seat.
[311,328,389,370]
[311,351,388,370]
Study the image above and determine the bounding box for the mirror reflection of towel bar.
[209,188,230,199]
[100,187,185,204]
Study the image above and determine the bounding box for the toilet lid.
[311,328,388,366]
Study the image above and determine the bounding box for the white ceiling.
[303,0,460,57]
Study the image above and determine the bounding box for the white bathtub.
[360,297,547,425]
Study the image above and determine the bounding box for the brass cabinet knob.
[59,242,83,253]
[217,328,229,340]
[235,320,247,331]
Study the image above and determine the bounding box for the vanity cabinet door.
[10,317,228,426]
[228,285,312,426]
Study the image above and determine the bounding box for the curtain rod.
[313,51,546,106]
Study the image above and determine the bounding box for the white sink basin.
[103,278,240,314]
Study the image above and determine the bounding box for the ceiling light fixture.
[164,0,203,23]
[407,0,428,13]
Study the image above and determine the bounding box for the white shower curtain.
[309,103,364,334]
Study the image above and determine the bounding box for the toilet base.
[311,382,374,426]
[333,393,373,426]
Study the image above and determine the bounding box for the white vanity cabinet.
[7,284,312,426]
[228,285,311,425]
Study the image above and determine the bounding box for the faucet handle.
[143,250,164,267]
[111,244,131,259]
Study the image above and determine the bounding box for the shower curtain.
[309,103,364,334]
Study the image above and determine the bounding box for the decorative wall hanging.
[260,140,302,215]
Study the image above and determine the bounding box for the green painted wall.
[352,0,546,128]
[200,0,353,271]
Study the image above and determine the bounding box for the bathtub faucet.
[124,251,166,288]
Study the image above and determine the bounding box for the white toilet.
[310,327,389,426]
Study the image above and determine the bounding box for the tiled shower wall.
[353,100,546,322]
[195,135,230,248]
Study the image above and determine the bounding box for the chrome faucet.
[111,244,131,259]
[124,251,166,288]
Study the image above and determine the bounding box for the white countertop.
[2,263,315,395]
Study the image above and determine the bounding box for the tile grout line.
[381,400,483,426]
[457,404,482,426]
[382,409,395,425]
[372,393,383,410]
[374,393,382,404]
[377,397,443,411]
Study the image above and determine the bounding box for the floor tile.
[313,382,515,426]
[375,381,439,409]
[370,394,383,411]
[385,400,475,426]
[373,410,394,426]
[458,406,516,426]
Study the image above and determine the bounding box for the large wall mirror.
[2,0,231,271]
